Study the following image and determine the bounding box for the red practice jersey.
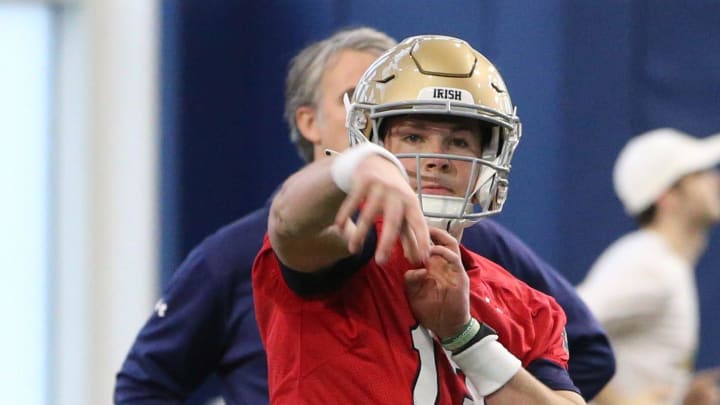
[253,223,573,404]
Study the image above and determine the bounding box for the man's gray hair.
[284,27,396,163]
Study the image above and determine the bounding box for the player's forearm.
[485,369,585,405]
[269,158,346,239]
[450,332,584,404]
[269,158,352,271]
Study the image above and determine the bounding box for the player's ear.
[296,105,320,143]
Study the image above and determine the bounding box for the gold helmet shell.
[346,35,522,224]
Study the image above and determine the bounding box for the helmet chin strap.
[420,194,477,239]
[425,217,473,240]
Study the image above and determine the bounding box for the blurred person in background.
[579,128,720,405]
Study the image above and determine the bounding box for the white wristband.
[452,335,522,397]
[330,143,408,193]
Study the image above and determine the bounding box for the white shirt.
[578,229,699,404]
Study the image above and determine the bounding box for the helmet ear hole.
[374,117,388,144]
[481,125,502,160]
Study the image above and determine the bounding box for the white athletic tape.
[452,335,522,397]
[330,143,408,193]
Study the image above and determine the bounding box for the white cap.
[613,128,720,215]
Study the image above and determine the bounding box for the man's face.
[312,50,379,159]
[675,168,720,226]
[382,116,486,199]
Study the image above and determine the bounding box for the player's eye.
[402,134,424,143]
[449,137,470,148]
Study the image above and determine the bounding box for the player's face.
[313,50,379,159]
[383,116,485,198]
[675,168,720,226]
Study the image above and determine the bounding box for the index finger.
[426,244,463,269]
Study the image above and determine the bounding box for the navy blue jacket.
[115,205,614,403]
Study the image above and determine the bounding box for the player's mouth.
[420,183,455,196]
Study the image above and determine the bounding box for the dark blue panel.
[483,1,567,272]
[561,1,637,284]
[173,1,338,259]
[340,0,495,52]
[697,231,720,370]
[637,1,720,135]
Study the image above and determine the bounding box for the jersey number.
[411,326,438,403]
[411,326,478,404]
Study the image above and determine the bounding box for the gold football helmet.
[346,35,521,232]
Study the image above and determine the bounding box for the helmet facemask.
[345,35,521,233]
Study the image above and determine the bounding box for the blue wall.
[161,0,720,379]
